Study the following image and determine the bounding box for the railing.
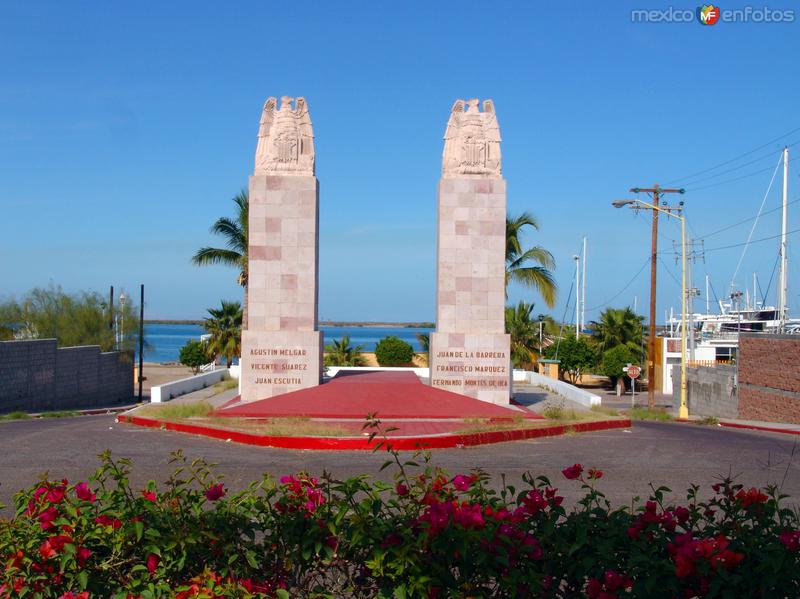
[687,360,732,368]
[199,362,216,373]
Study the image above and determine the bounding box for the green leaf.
[135,520,144,541]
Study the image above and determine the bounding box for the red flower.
[58,593,89,599]
[205,483,226,501]
[587,468,604,480]
[74,482,96,502]
[395,483,409,496]
[95,514,122,529]
[38,506,58,530]
[452,474,475,492]
[710,549,745,570]
[39,540,57,560]
[141,490,157,502]
[735,487,769,508]
[146,552,160,574]
[76,546,92,566]
[46,486,66,504]
[562,464,583,480]
[674,554,695,578]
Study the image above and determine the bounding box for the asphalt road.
[1,415,799,513]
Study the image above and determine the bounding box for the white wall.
[513,369,602,407]
[150,368,239,403]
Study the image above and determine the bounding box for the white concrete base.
[151,369,237,403]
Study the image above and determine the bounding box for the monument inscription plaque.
[430,99,512,405]
[240,96,323,402]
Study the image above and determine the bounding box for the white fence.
[512,369,601,407]
[150,367,239,403]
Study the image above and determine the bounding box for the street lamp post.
[612,198,688,419]
[119,292,126,350]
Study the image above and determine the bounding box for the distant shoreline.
[145,320,434,328]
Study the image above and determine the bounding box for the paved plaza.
[1,415,798,514]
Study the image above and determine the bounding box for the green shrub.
[374,335,414,366]
[1,449,798,597]
[600,345,638,387]
[178,339,210,374]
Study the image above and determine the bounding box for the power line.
[686,228,800,254]
[699,197,800,239]
[665,125,800,185]
[675,142,797,187]
[685,156,798,192]
[588,255,650,311]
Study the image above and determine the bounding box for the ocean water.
[140,323,206,363]
[140,323,432,363]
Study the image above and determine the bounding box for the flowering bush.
[1,447,799,597]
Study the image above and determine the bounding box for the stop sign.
[626,365,641,379]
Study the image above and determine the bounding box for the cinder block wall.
[738,334,800,424]
[0,339,133,413]
[672,365,738,419]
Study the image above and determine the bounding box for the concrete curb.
[116,415,632,451]
[675,418,800,436]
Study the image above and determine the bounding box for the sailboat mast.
[779,147,789,332]
[581,236,587,333]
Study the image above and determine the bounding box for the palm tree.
[590,307,644,357]
[193,190,249,328]
[506,212,557,308]
[504,301,539,369]
[204,300,242,368]
[324,336,365,367]
[416,332,430,353]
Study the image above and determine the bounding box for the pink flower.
[205,483,226,501]
[780,530,800,552]
[146,552,160,574]
[74,482,96,502]
[452,474,475,492]
[141,490,157,502]
[58,593,89,599]
[561,464,583,480]
[395,483,409,496]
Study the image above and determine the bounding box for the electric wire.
[587,256,650,312]
[699,198,800,240]
[665,125,800,185]
[685,157,797,192]
[674,141,797,187]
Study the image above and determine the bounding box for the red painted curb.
[719,421,800,436]
[116,415,632,451]
[674,418,800,436]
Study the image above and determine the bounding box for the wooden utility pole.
[629,185,685,409]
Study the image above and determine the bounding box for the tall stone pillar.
[430,99,511,405]
[240,96,323,402]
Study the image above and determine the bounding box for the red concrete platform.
[218,370,542,420]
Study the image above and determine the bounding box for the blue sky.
[1,1,798,323]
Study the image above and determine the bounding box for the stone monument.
[239,96,323,402]
[429,99,511,405]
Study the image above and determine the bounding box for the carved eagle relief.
[442,98,502,178]
[254,96,315,175]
